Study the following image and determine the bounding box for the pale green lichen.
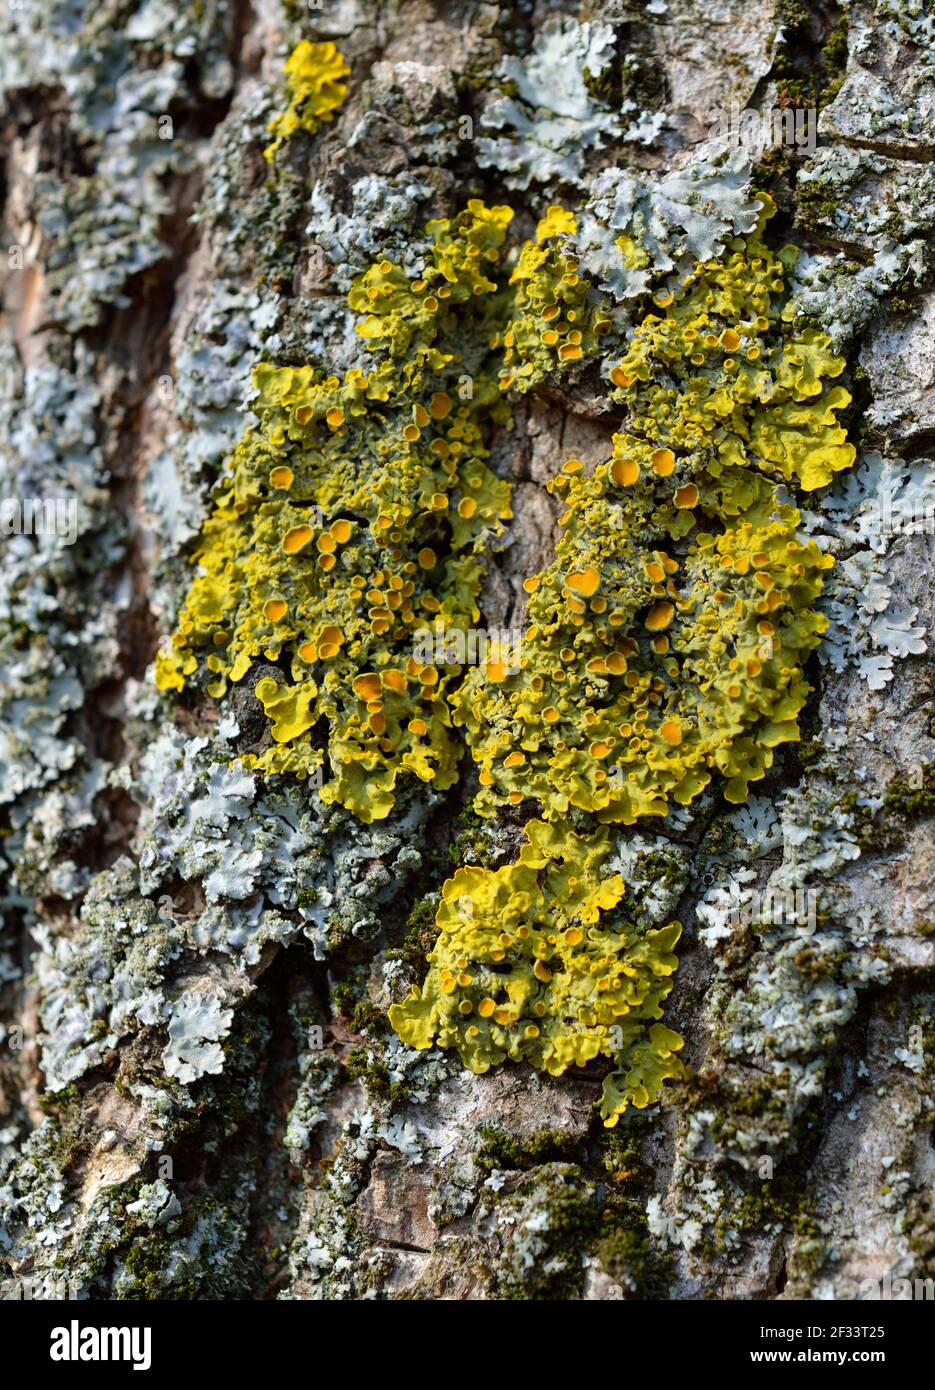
[477,17,661,189]
[804,451,931,688]
[572,150,762,302]
[0,0,233,330]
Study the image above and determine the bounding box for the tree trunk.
[1,0,934,1303]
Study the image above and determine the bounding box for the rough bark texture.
[1,0,934,1302]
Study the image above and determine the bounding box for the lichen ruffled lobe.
[264,40,350,163]
[155,201,605,822]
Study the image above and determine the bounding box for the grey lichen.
[572,148,761,302]
[477,17,660,189]
[0,0,234,330]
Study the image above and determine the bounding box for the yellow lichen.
[264,40,350,163]
[453,195,853,825]
[155,202,595,822]
[388,819,684,1125]
[158,191,857,1121]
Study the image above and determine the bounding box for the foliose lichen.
[456,195,855,825]
[155,167,862,1134]
[154,201,607,821]
[388,818,684,1126]
[477,17,662,190]
[264,40,350,164]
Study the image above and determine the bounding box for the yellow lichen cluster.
[388,819,684,1124]
[454,194,853,824]
[158,189,855,1124]
[155,203,594,821]
[264,40,350,163]
[494,207,613,390]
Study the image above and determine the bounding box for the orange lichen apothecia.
[454,194,853,825]
[155,202,605,822]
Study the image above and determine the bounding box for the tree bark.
[1,0,934,1302]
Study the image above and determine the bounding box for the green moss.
[116,1189,255,1300]
[792,942,845,981]
[593,1222,674,1298]
[822,14,849,74]
[795,177,843,236]
[346,1044,407,1104]
[592,1119,676,1297]
[346,1045,390,1096]
[716,1075,785,1119]
[38,1082,81,1111]
[331,982,355,1017]
[772,1,849,111]
[493,1163,603,1300]
[881,766,935,822]
[448,803,493,869]
[797,736,825,768]
[390,894,441,977]
[351,1000,390,1036]
[119,1232,187,1301]
[849,765,935,853]
[716,1172,819,1268]
[476,1123,583,1172]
